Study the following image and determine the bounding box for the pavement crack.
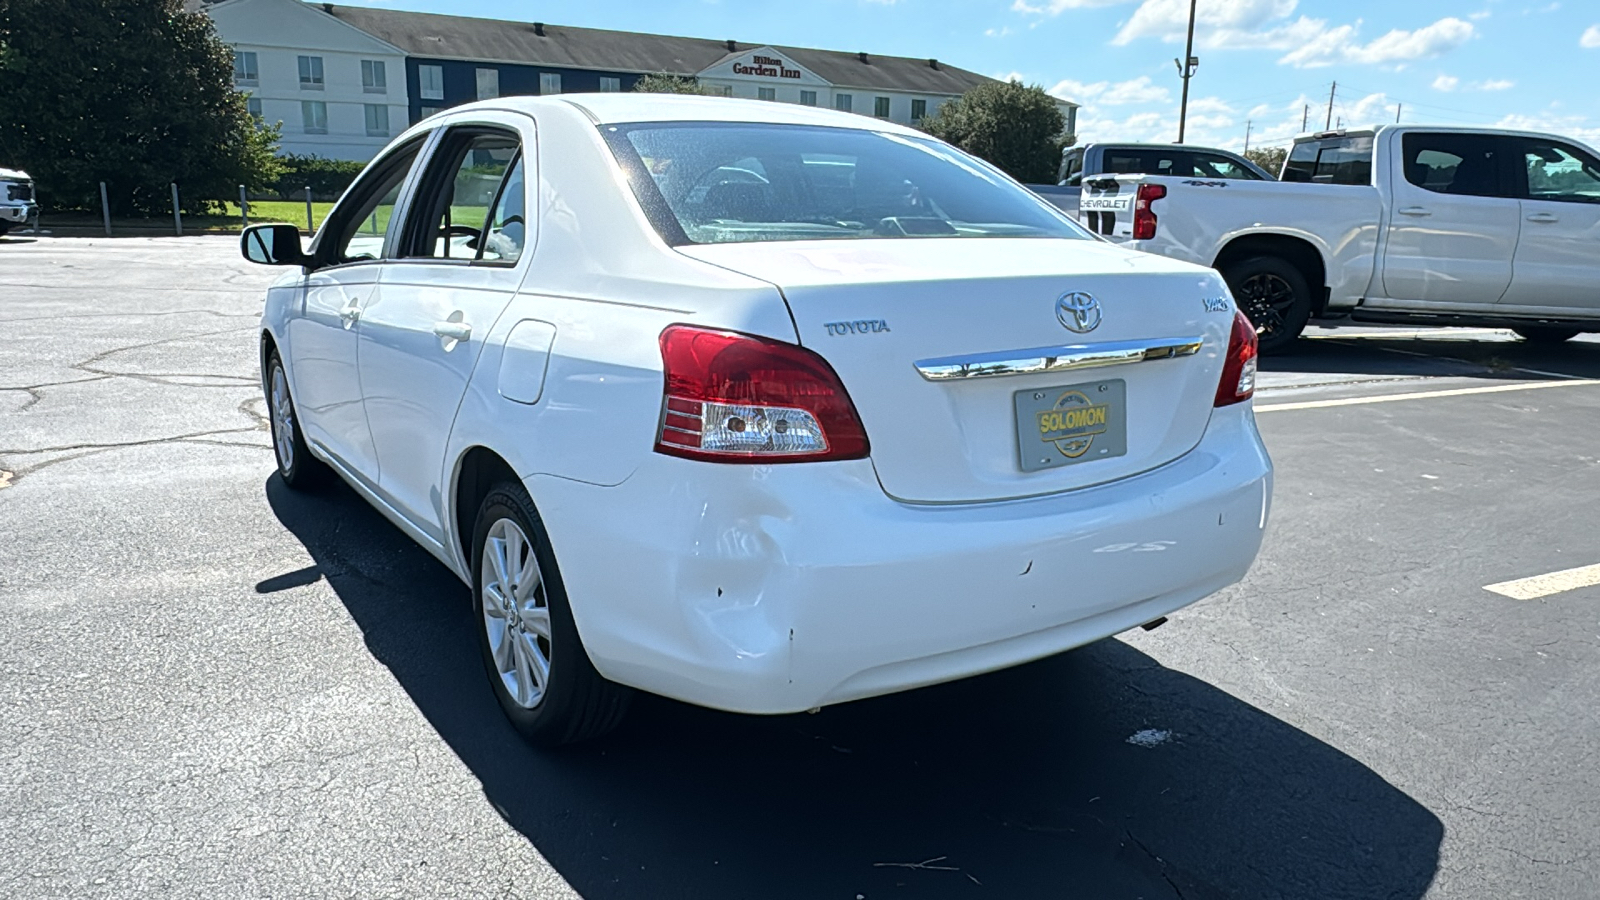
[0,426,262,456]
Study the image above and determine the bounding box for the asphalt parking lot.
[3,235,1598,899]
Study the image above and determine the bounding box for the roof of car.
[553,93,928,134]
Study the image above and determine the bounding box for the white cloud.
[1047,75,1170,106]
[1478,79,1514,91]
[1282,17,1475,68]
[1432,74,1459,91]
[1495,112,1600,146]
[984,26,1014,37]
[1113,0,1296,44]
[1583,25,1600,48]
[1011,0,1131,14]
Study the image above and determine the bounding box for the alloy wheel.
[480,517,552,709]
[1238,272,1296,338]
[269,365,295,473]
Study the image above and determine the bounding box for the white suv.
[243,95,1272,746]
[0,167,37,236]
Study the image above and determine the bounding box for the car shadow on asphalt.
[266,475,1442,900]
[1264,333,1600,382]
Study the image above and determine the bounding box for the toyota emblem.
[1056,292,1102,334]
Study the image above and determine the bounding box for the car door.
[1498,137,1600,313]
[1380,131,1520,308]
[356,116,531,541]
[288,137,426,486]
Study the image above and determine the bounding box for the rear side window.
[1282,136,1374,185]
[1190,153,1264,180]
[1400,133,1508,198]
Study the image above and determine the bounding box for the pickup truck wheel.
[1513,327,1580,345]
[471,481,631,747]
[1223,256,1312,355]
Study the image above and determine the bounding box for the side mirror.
[241,223,309,267]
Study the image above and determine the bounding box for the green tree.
[0,0,281,215]
[920,80,1066,184]
[1244,146,1288,179]
[632,73,718,95]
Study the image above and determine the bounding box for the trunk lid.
[679,238,1234,504]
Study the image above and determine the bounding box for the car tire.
[0,222,11,237]
[1222,255,1313,355]
[265,351,328,489]
[471,481,631,747]
[1513,327,1580,345]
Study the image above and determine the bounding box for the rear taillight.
[656,325,870,463]
[1132,183,1166,240]
[1215,311,1259,407]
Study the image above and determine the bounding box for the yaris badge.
[1056,292,1102,334]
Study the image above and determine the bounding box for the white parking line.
[1304,328,1510,341]
[1485,564,1600,600]
[1255,378,1600,413]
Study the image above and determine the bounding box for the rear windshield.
[1282,136,1375,185]
[601,122,1088,246]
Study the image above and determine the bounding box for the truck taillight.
[1132,183,1166,240]
[655,325,870,463]
[1215,311,1259,407]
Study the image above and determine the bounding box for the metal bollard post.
[239,184,248,229]
[99,182,111,236]
[304,186,314,233]
[170,182,182,236]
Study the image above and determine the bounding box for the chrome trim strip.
[913,337,1204,382]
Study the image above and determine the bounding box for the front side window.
[323,139,424,265]
[1521,140,1600,204]
[233,50,258,85]
[1400,133,1505,198]
[298,55,324,89]
[364,104,389,137]
[301,100,327,134]
[540,72,562,95]
[600,76,621,93]
[800,90,817,107]
[401,130,522,261]
[603,122,1087,246]
[476,68,499,100]
[362,60,387,93]
[1191,153,1265,180]
[874,97,891,119]
[834,93,852,113]
[419,64,445,100]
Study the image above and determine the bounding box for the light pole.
[1174,0,1199,143]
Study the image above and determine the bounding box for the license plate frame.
[1014,379,1128,473]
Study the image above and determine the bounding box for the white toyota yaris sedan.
[244,95,1272,746]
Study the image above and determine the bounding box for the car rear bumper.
[531,401,1272,714]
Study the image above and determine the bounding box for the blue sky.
[339,0,1600,152]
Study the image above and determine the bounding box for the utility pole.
[1396,103,1403,123]
[1325,81,1337,130]
[1244,120,1252,153]
[1302,104,1309,132]
[1175,0,1199,143]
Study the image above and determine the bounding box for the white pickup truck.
[1078,126,1600,352]
[0,167,38,236]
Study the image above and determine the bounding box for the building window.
[419,64,444,101]
[417,106,442,123]
[301,100,327,134]
[600,76,621,93]
[834,93,852,112]
[717,85,733,97]
[800,90,817,106]
[362,60,387,94]
[364,104,389,137]
[298,55,324,90]
[539,72,561,95]
[246,96,263,120]
[758,87,776,102]
[874,96,890,118]
[233,50,258,86]
[911,98,927,121]
[476,67,499,100]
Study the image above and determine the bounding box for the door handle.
[338,304,361,327]
[433,321,472,342]
[1398,207,1432,217]
[1526,213,1559,224]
